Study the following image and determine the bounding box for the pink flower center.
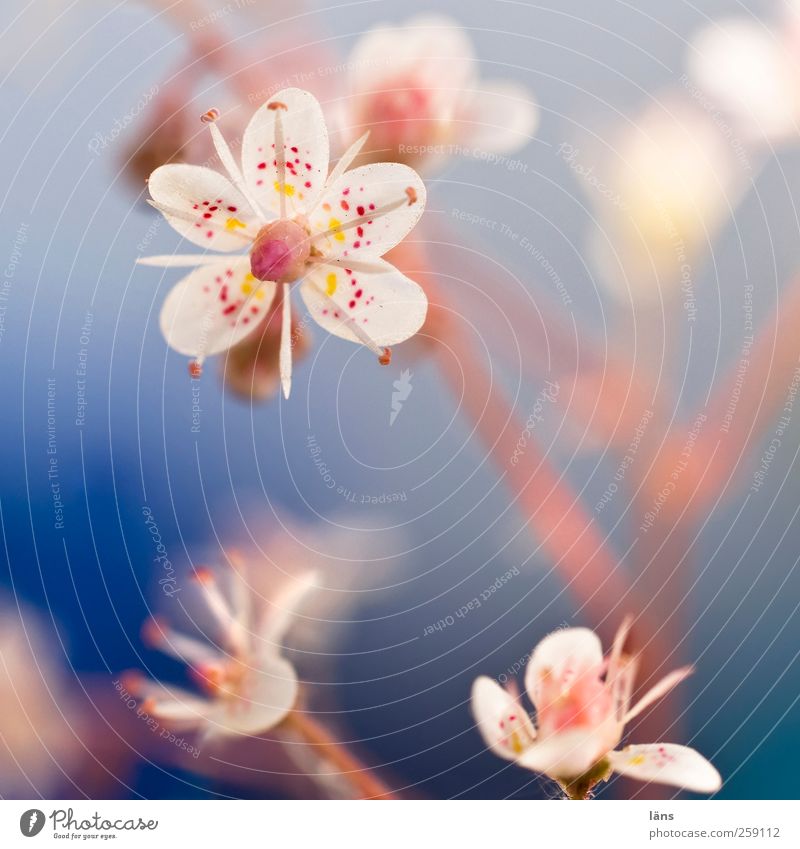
[536,664,613,736]
[250,219,310,284]
[359,76,443,159]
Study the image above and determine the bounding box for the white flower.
[340,14,538,170]
[471,621,721,796]
[128,566,316,739]
[138,88,428,397]
[688,12,800,144]
[584,98,740,303]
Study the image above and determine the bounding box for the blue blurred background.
[0,0,799,800]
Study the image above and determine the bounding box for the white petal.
[608,744,722,793]
[624,666,693,724]
[310,163,426,259]
[261,571,319,648]
[524,627,603,709]
[145,688,215,727]
[205,655,298,737]
[138,254,230,268]
[159,258,277,359]
[300,259,427,347]
[349,15,476,100]
[462,80,538,155]
[279,283,293,399]
[148,163,259,251]
[241,88,329,217]
[516,727,608,780]
[689,20,800,141]
[471,676,536,762]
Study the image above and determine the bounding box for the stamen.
[142,617,218,668]
[271,102,288,219]
[311,189,417,244]
[192,567,246,656]
[279,282,292,399]
[188,360,203,378]
[308,277,386,360]
[311,256,388,275]
[205,111,269,221]
[200,108,220,124]
[308,131,371,215]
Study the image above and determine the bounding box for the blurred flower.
[471,620,721,797]
[584,98,741,303]
[688,9,800,144]
[0,600,82,796]
[139,88,428,397]
[130,564,317,739]
[340,14,538,171]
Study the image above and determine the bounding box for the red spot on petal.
[340,200,349,211]
[356,205,365,216]
[257,162,266,169]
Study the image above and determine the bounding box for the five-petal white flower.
[342,14,538,170]
[139,88,428,398]
[471,621,721,795]
[129,566,316,739]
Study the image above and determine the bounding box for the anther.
[267,101,287,111]
[200,108,220,124]
[189,360,203,378]
[405,186,418,205]
[378,347,392,366]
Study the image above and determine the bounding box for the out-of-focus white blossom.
[584,99,741,303]
[130,564,317,739]
[340,15,538,171]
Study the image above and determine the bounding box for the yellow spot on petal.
[326,272,337,295]
[241,282,253,295]
[244,272,255,282]
[255,290,265,301]
[328,217,345,242]
[629,755,646,766]
[225,217,246,231]
[274,181,295,197]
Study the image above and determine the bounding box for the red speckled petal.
[148,164,259,251]
[310,162,425,259]
[299,258,427,346]
[241,88,329,217]
[160,258,277,358]
[608,744,722,794]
